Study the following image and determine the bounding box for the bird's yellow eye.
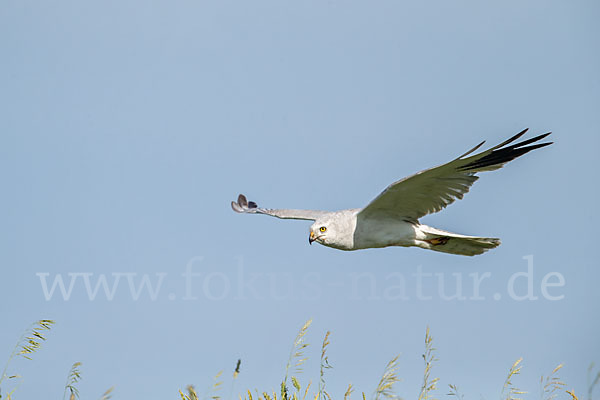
[319,226,327,232]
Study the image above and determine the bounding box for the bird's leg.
[424,236,450,246]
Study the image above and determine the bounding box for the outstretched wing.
[231,194,329,221]
[358,129,552,222]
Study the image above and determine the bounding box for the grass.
[418,327,438,400]
[64,362,82,400]
[501,358,525,400]
[0,320,54,399]
[373,354,400,400]
[0,319,597,400]
[182,320,594,400]
[0,320,112,400]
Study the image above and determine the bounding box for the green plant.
[540,364,566,400]
[373,355,401,400]
[0,319,112,400]
[283,319,313,400]
[0,319,54,399]
[418,327,438,400]
[318,331,332,400]
[182,322,587,400]
[501,358,526,400]
[1,318,592,400]
[64,362,83,400]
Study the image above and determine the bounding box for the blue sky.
[1,0,599,399]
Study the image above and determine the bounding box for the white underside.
[343,219,500,256]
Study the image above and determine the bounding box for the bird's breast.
[352,218,417,249]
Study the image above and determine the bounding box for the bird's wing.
[357,129,552,222]
[231,194,329,221]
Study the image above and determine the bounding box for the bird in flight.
[232,129,552,256]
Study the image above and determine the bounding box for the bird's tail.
[417,225,500,256]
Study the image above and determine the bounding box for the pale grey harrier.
[231,129,551,256]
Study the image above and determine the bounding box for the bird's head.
[309,221,330,246]
[308,211,356,250]
[308,216,347,249]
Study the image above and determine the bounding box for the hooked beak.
[309,231,316,245]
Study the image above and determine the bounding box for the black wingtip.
[515,127,529,137]
[496,128,529,148]
[458,130,552,171]
[508,132,552,150]
[529,141,553,150]
[456,140,487,159]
